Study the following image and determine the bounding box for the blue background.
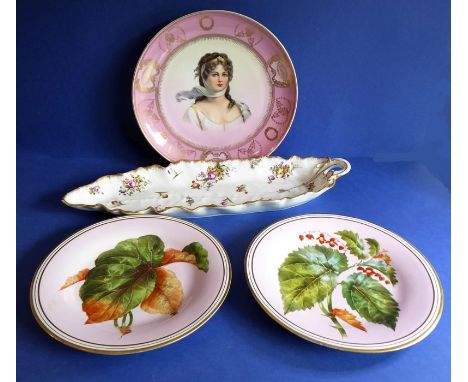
[17,1,450,381]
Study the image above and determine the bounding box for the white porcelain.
[245,214,443,353]
[62,156,351,217]
[30,215,231,354]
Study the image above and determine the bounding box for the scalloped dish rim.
[62,155,351,216]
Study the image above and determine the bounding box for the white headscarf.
[175,85,226,102]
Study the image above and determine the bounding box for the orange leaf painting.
[81,266,157,324]
[161,248,197,267]
[83,298,128,324]
[332,308,367,332]
[59,235,210,336]
[141,268,184,315]
[59,268,90,290]
[374,251,392,265]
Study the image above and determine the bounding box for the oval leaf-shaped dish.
[30,215,231,354]
[245,214,443,353]
[63,156,350,217]
[132,10,297,161]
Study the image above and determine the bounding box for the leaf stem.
[327,293,333,312]
[319,301,330,317]
[127,311,134,327]
[113,311,134,331]
[325,293,347,337]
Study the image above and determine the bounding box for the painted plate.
[245,214,443,353]
[132,10,297,161]
[30,216,231,354]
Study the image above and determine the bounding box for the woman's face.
[205,64,229,91]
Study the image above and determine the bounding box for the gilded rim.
[244,214,444,353]
[131,10,298,161]
[30,215,232,355]
[62,156,351,216]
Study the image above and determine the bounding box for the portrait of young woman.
[156,37,273,153]
[176,52,251,132]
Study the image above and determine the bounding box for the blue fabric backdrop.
[17,1,450,381]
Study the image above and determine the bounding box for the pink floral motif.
[119,175,150,196]
[191,163,232,190]
[88,185,103,195]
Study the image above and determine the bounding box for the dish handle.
[320,157,351,186]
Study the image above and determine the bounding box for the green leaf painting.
[365,238,380,257]
[336,230,368,259]
[183,242,209,272]
[80,259,157,324]
[342,273,399,329]
[95,235,165,266]
[278,245,348,313]
[61,235,209,336]
[278,230,399,337]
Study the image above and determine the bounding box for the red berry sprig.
[356,266,390,284]
[298,232,346,252]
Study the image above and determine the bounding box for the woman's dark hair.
[194,52,236,109]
